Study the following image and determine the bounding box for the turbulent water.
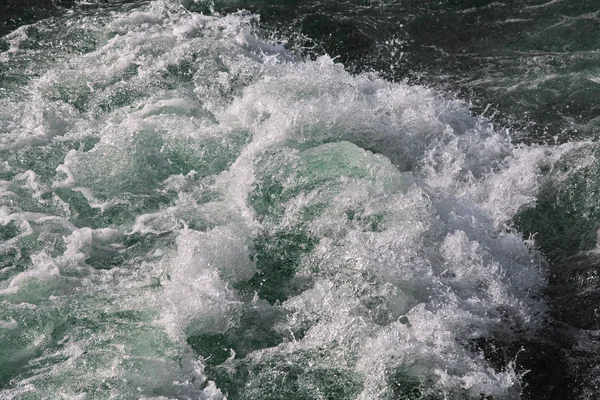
[0,0,599,399]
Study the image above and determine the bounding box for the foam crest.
[160,226,254,339]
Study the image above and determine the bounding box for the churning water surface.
[1,0,600,399]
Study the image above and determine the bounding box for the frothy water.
[0,1,598,399]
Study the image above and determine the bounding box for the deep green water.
[1,0,600,399]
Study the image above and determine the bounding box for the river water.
[1,0,599,399]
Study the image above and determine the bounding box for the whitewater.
[1,1,599,399]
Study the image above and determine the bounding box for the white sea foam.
[0,1,585,398]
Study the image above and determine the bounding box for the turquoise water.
[1,1,599,399]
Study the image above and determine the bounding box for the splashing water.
[1,1,597,399]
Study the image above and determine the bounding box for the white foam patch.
[159,226,254,340]
[1,253,60,294]
[198,44,560,397]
